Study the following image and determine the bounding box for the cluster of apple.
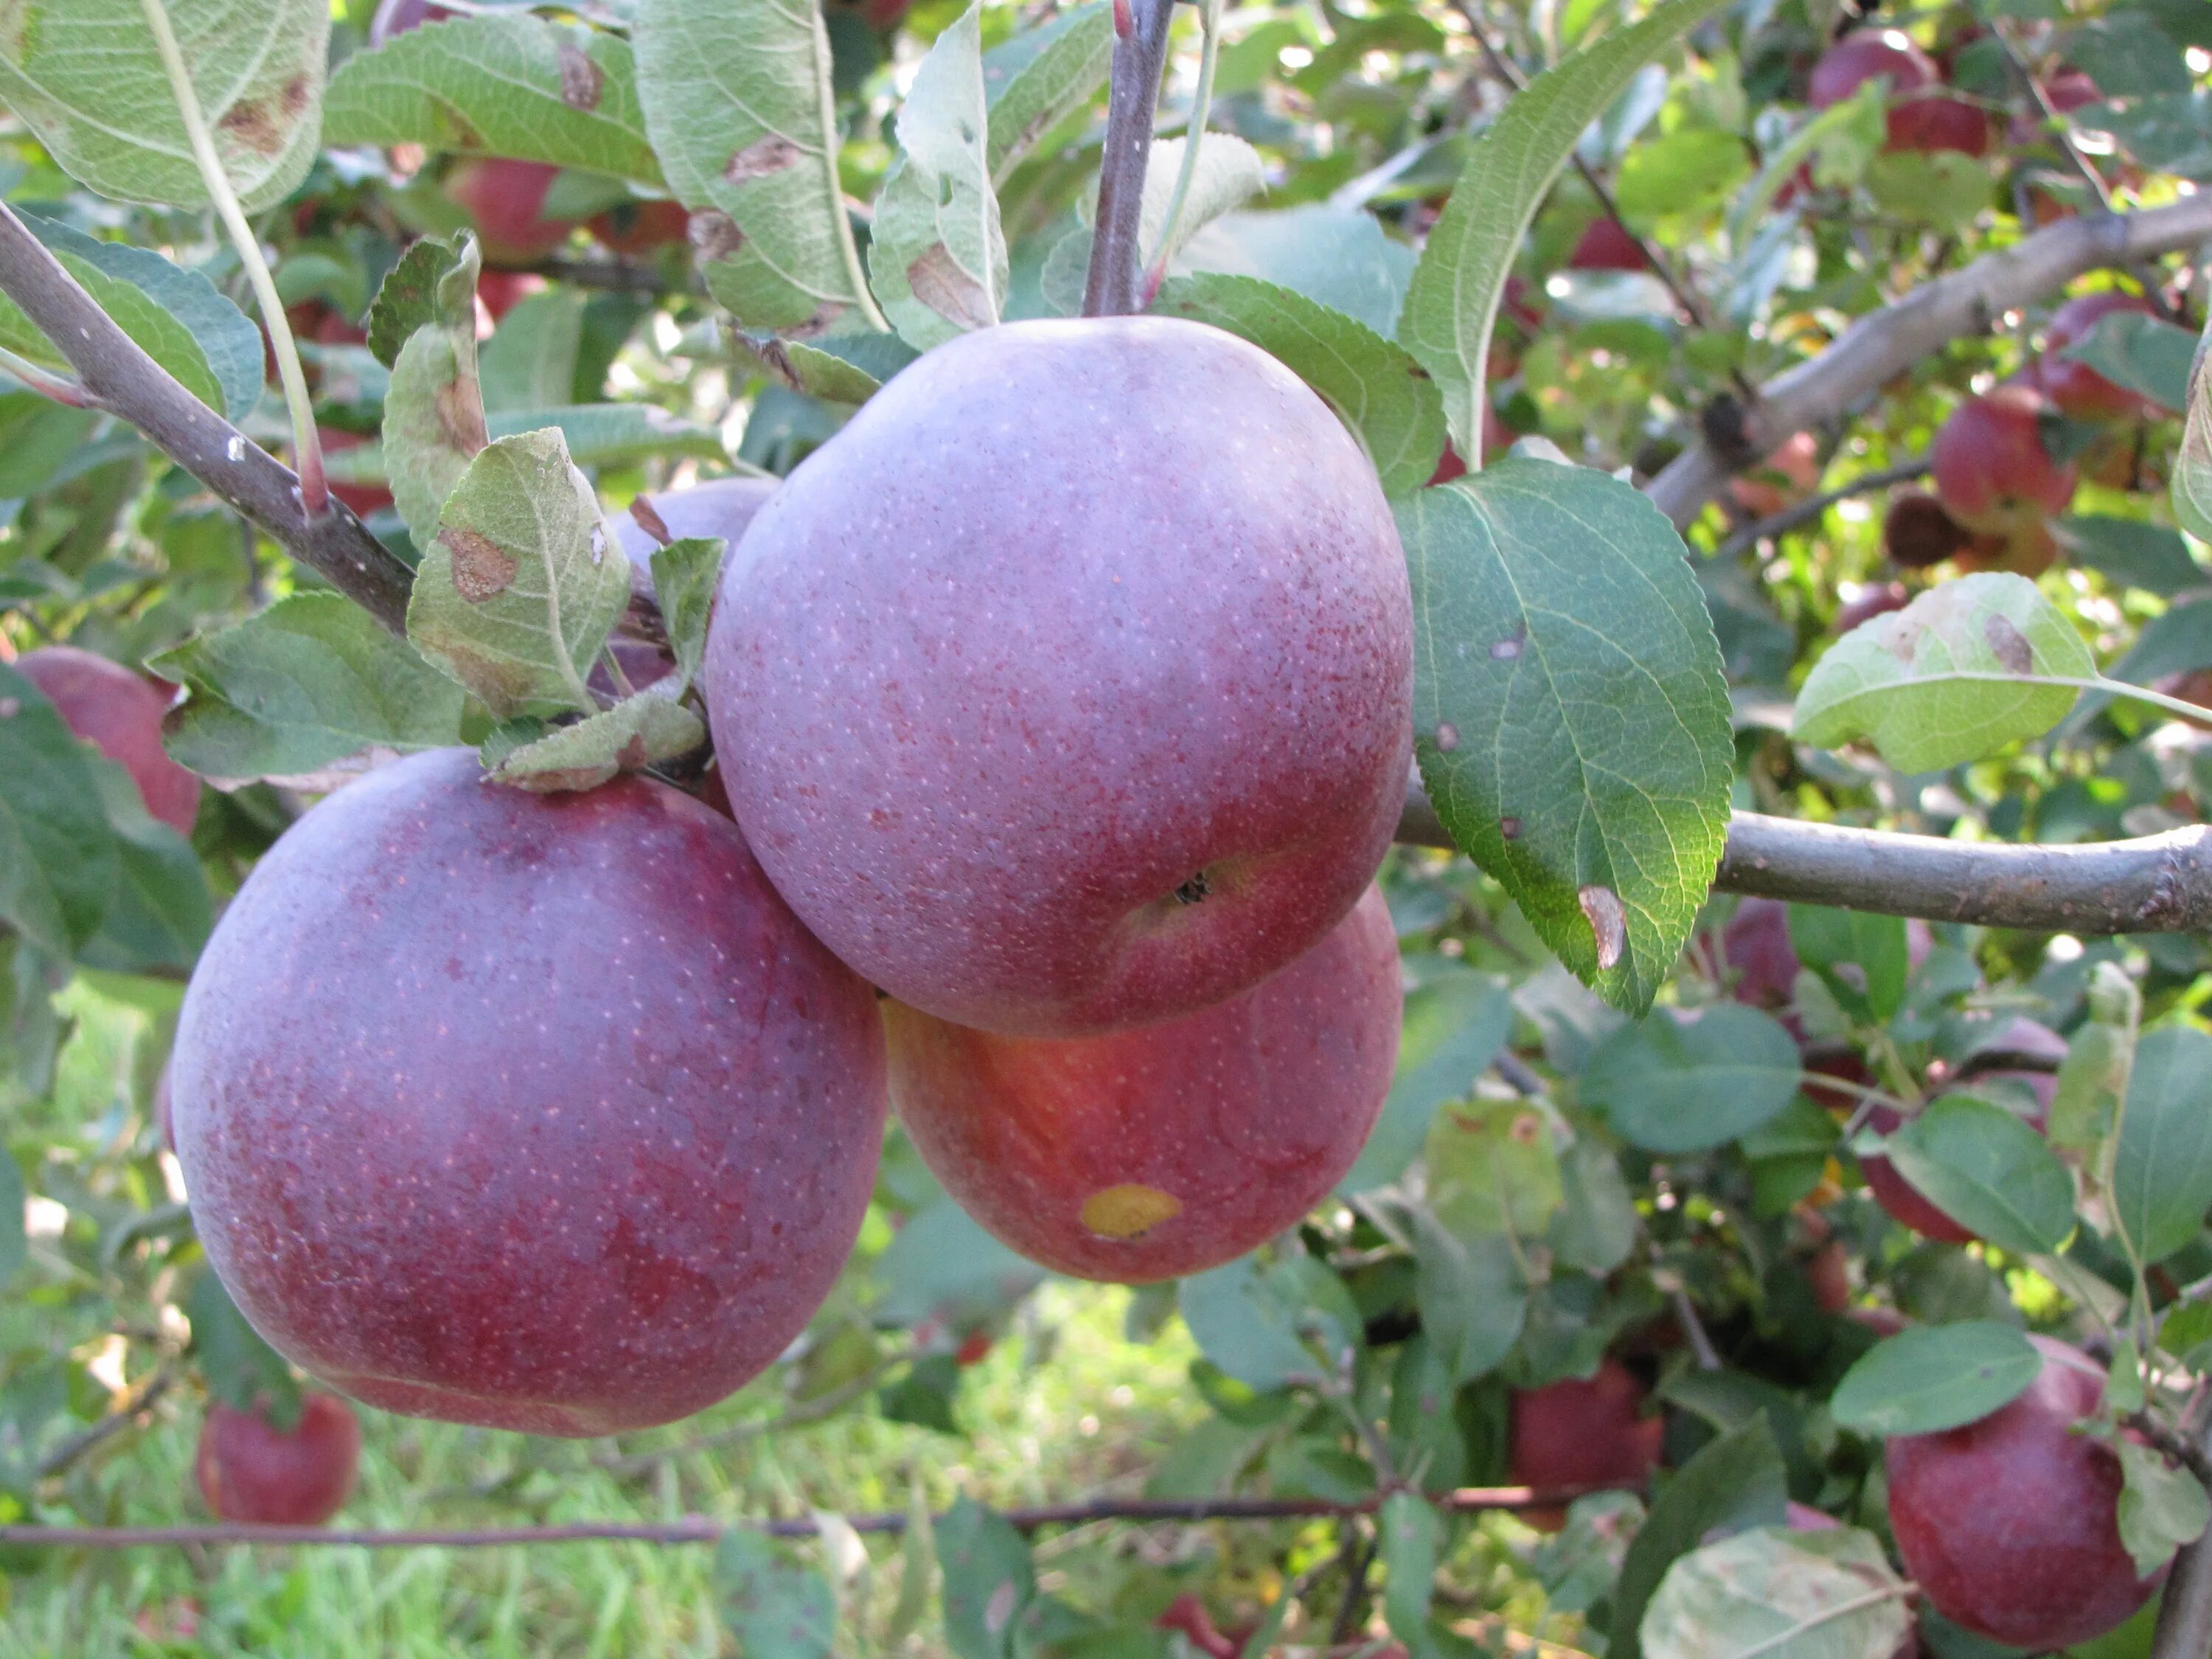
[131,316,1417,1460]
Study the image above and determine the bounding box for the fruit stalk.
[1082,0,1180,316]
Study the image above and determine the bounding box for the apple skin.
[1860,1018,2066,1245]
[1509,1357,1663,1529]
[1887,1335,2164,1649]
[884,886,1399,1283]
[170,748,888,1436]
[15,645,201,835]
[442,159,577,268]
[195,1393,360,1525]
[704,316,1413,1038]
[2037,291,2160,422]
[1566,218,1649,273]
[1930,386,2078,536]
[1809,31,1988,156]
[1722,897,1799,1011]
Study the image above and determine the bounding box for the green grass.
[0,1286,1203,1658]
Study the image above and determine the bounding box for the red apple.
[15,645,201,835]
[1566,218,1649,273]
[1882,490,1980,569]
[1834,582,1911,633]
[703,317,1413,1037]
[1722,897,1799,1011]
[2037,291,2160,422]
[474,269,545,326]
[1509,1357,1663,1529]
[1930,386,2078,535]
[1887,1335,2166,1649]
[171,748,888,1435]
[195,1393,361,1525]
[1728,431,1821,520]
[443,159,578,268]
[589,199,692,257]
[884,886,1399,1282]
[1809,31,1988,156]
[369,0,455,43]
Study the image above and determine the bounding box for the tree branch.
[2151,1416,2212,1659]
[0,1484,1621,1551]
[0,201,415,634]
[1397,785,2212,935]
[1083,0,1180,317]
[1644,195,2212,527]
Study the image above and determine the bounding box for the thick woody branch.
[1645,195,2212,527]
[1082,0,1180,317]
[0,1484,1616,1551]
[0,202,415,634]
[1398,785,2212,935]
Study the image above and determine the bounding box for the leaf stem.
[1146,0,1225,293]
[136,0,327,515]
[1727,1582,1916,1659]
[1879,671,2212,730]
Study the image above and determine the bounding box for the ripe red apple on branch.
[1809,29,1991,157]
[195,1394,360,1526]
[16,645,201,835]
[1507,1357,1663,1531]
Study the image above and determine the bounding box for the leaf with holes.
[406,428,632,721]
[152,594,466,782]
[1396,0,1729,456]
[2114,1026,2212,1264]
[1829,1322,2042,1436]
[869,4,1006,350]
[0,0,327,212]
[1582,1006,1803,1152]
[1794,573,2096,772]
[382,237,488,549]
[1640,1526,1910,1659]
[325,14,658,183]
[1404,459,1731,1013]
[1152,274,1446,495]
[633,0,877,333]
[0,215,260,420]
[982,2,1113,185]
[487,688,705,793]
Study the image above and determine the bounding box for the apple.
[1728,431,1820,521]
[369,0,455,43]
[883,886,1399,1282]
[703,316,1413,1037]
[170,748,888,1435]
[1809,30,1989,156]
[1882,490,1980,569]
[1833,582,1911,633]
[1427,407,1522,484]
[611,476,778,577]
[195,1392,360,1526]
[474,269,545,327]
[1860,1018,2066,1244]
[1887,1335,2166,1649]
[442,159,579,268]
[1566,218,1649,273]
[15,645,201,835]
[1722,897,1799,1011]
[2037,291,2160,422]
[1509,1357,1663,1528]
[1930,386,2078,537]
[589,199,692,257]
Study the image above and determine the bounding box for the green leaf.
[2062,310,2197,414]
[1152,274,1446,496]
[2176,313,2212,546]
[1829,1322,2042,1436]
[0,661,120,958]
[0,216,261,421]
[981,2,1113,186]
[767,337,907,406]
[2047,1020,2130,1150]
[1613,129,1750,229]
[1582,1006,1803,1153]
[1139,134,1267,269]
[868,4,1006,350]
[1409,1204,1526,1383]
[1396,0,1729,455]
[1177,204,1414,338]
[650,537,723,690]
[383,237,488,548]
[1793,572,2096,772]
[715,1531,837,1658]
[1425,1097,1561,1240]
[885,1480,934,1649]
[1404,460,1732,1013]
[633,0,877,333]
[938,1497,1034,1659]
[480,288,586,416]
[366,233,477,372]
[406,427,632,720]
[2162,1299,2212,1367]
[75,759,211,976]
[188,1269,300,1427]
[0,0,327,212]
[1178,1255,1361,1394]
[1549,1138,1638,1274]
[1340,965,1512,1192]
[1611,1419,1790,1659]
[2056,515,2211,598]
[1863,150,1994,235]
[0,393,97,499]
[1882,1094,2077,1256]
[2116,1440,2211,1580]
[324,14,660,184]
[1787,906,1908,1026]
[2114,1026,2212,1264]
[1379,1491,1441,1647]
[0,1155,23,1288]
[871,1199,1043,1332]
[1639,1527,1909,1659]
[153,594,466,782]
[485,687,705,792]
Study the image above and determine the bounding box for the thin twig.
[1082,0,1180,316]
[2151,1415,2212,1659]
[33,1371,175,1482]
[0,1484,1627,1551]
[1712,459,1930,560]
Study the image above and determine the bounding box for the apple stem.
[138,0,328,518]
[1082,0,1179,317]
